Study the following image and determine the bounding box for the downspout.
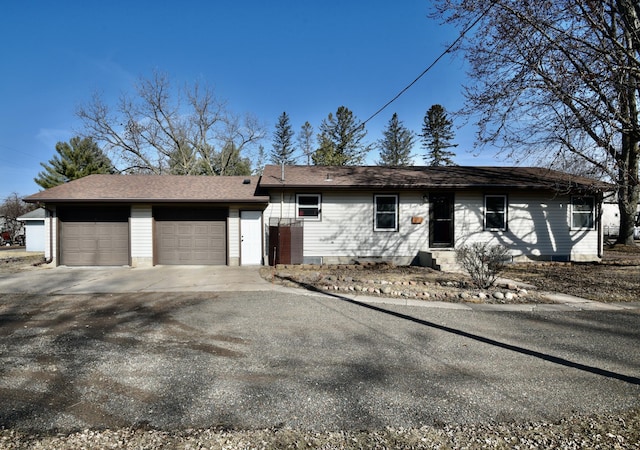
[597,192,604,259]
[45,207,54,264]
[280,162,285,220]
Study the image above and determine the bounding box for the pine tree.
[312,106,370,166]
[377,113,415,166]
[214,142,252,176]
[420,104,457,166]
[297,121,315,165]
[168,138,197,175]
[253,145,266,175]
[34,136,115,189]
[270,112,296,165]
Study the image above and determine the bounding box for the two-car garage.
[57,205,229,266]
[25,174,268,267]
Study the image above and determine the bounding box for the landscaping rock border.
[262,263,548,304]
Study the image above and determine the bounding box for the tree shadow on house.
[456,194,594,262]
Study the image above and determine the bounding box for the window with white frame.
[571,196,595,229]
[484,195,507,231]
[374,194,398,231]
[296,194,321,220]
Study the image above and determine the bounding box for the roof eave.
[260,183,607,191]
[26,198,270,204]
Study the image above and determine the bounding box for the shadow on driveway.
[1,285,639,432]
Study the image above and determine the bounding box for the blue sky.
[0,0,505,199]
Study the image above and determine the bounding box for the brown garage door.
[154,207,227,265]
[58,206,130,266]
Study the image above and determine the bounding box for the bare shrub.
[456,243,510,288]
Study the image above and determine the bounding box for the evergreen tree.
[270,112,296,165]
[35,136,115,189]
[212,142,252,176]
[168,136,197,175]
[253,145,266,175]
[312,106,370,166]
[420,104,457,166]
[297,121,315,165]
[377,113,415,166]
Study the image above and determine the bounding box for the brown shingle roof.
[260,165,611,192]
[24,174,268,203]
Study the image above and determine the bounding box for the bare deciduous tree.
[77,71,266,176]
[432,0,640,244]
[0,193,33,245]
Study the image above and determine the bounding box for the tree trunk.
[617,189,639,245]
[616,135,640,245]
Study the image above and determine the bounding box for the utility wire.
[362,4,495,126]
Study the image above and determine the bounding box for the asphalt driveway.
[0,281,639,431]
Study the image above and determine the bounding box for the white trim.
[484,194,507,231]
[374,194,399,232]
[296,193,321,221]
[571,196,595,230]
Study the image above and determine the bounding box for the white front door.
[240,210,263,265]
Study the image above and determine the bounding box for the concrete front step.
[418,250,463,273]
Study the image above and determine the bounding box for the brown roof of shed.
[24,174,268,203]
[260,165,611,192]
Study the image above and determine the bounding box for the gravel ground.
[1,253,639,448]
[1,289,639,448]
[1,408,639,449]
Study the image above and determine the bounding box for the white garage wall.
[45,207,56,263]
[131,205,153,267]
[228,207,240,266]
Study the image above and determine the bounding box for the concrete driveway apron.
[0,265,273,294]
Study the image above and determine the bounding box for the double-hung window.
[296,194,321,220]
[484,195,507,231]
[374,194,398,231]
[571,196,594,229]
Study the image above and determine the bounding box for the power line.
[362,4,495,126]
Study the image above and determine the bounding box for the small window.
[572,196,594,229]
[374,194,398,231]
[485,195,507,231]
[296,194,321,220]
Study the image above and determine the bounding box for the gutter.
[45,207,54,264]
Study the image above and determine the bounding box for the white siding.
[24,221,45,252]
[265,189,601,263]
[45,207,55,262]
[455,191,599,261]
[130,205,152,266]
[265,191,429,264]
[228,207,240,265]
[601,201,640,238]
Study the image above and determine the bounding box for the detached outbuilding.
[24,166,611,270]
[17,208,46,252]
